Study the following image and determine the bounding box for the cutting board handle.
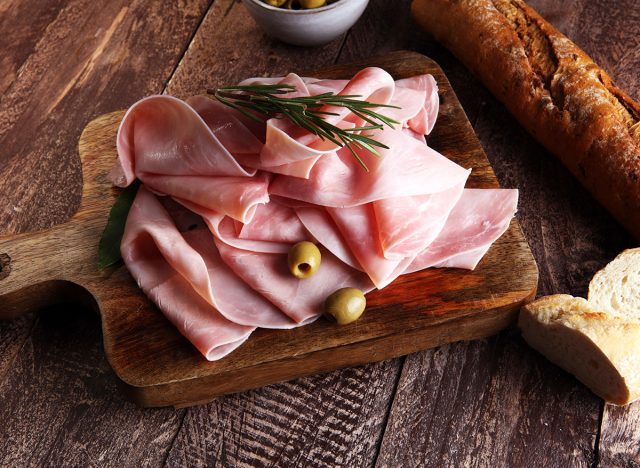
[0,110,123,321]
[0,221,95,319]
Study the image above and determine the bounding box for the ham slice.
[327,204,414,289]
[112,68,518,362]
[236,202,307,244]
[373,181,465,260]
[142,173,269,223]
[216,240,374,324]
[122,188,301,339]
[186,95,264,153]
[406,189,519,272]
[396,75,439,135]
[296,206,362,270]
[111,95,255,187]
[121,188,254,359]
[269,128,470,207]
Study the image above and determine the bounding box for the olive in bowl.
[242,0,370,47]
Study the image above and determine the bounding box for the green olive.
[264,0,287,6]
[299,0,327,8]
[288,241,321,279]
[324,288,366,325]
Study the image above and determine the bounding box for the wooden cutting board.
[0,52,538,408]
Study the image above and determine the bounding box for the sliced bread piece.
[589,248,640,320]
[519,294,640,405]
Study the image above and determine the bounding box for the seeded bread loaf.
[411,0,640,240]
[519,294,640,405]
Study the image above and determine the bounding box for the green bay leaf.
[98,179,141,269]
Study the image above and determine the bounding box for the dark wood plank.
[374,0,637,465]
[0,0,72,397]
[165,361,400,466]
[0,0,69,97]
[599,405,640,467]
[164,0,345,99]
[0,314,35,380]
[0,307,185,466]
[0,0,211,464]
[0,0,209,234]
[570,1,640,465]
[377,336,600,467]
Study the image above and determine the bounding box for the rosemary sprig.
[207,84,400,171]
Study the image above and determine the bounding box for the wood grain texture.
[0,308,186,467]
[0,0,210,234]
[0,0,209,464]
[164,0,345,99]
[0,51,537,408]
[2,0,640,465]
[599,404,640,467]
[0,0,69,97]
[165,360,400,466]
[377,336,600,467]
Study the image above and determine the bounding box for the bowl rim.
[245,0,357,15]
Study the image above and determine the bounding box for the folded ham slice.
[112,68,518,361]
[122,188,302,332]
[111,95,256,186]
[269,129,470,207]
[406,188,519,272]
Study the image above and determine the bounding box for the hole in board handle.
[0,253,11,280]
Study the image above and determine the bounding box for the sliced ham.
[396,75,439,135]
[327,204,414,289]
[216,239,374,324]
[236,201,307,244]
[110,95,255,188]
[121,188,254,360]
[183,229,299,329]
[269,128,470,207]
[296,206,362,270]
[406,189,519,272]
[113,67,518,362]
[121,187,296,334]
[186,95,264,153]
[373,180,465,260]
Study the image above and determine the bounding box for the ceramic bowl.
[242,0,370,47]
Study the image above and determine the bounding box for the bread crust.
[412,0,640,239]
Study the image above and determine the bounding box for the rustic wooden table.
[1,0,638,465]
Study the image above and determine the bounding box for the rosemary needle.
[207,84,401,171]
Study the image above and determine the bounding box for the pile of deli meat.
[110,67,518,361]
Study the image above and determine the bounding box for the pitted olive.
[288,241,321,279]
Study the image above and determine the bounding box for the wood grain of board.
[0,50,537,408]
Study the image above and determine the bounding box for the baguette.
[519,294,640,405]
[412,0,640,240]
